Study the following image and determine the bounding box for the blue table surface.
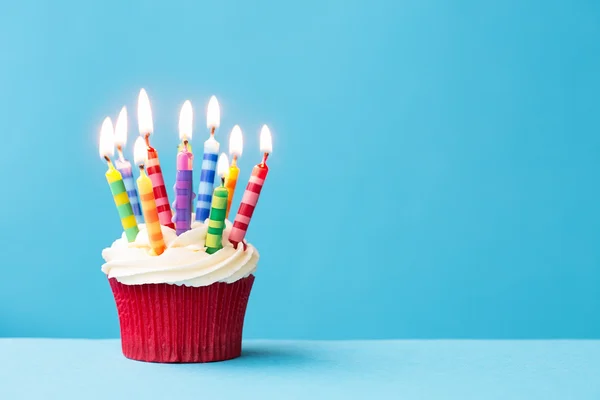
[0,339,599,399]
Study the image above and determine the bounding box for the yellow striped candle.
[134,137,166,256]
[99,117,139,242]
[225,160,239,219]
[225,125,243,218]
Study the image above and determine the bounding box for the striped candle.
[106,162,139,242]
[137,88,174,230]
[99,116,139,242]
[229,125,272,248]
[224,160,239,219]
[115,156,143,224]
[137,166,166,256]
[228,162,268,248]
[113,107,143,224]
[146,139,175,230]
[205,153,230,254]
[225,125,243,219]
[195,134,219,222]
[173,146,194,235]
[205,186,228,254]
[173,100,194,235]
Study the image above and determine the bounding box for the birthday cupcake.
[99,90,272,363]
[102,220,258,363]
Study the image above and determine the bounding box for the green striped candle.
[205,186,228,254]
[106,161,139,242]
[99,117,139,243]
[205,153,230,254]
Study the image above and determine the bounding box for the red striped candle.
[229,125,272,248]
[146,138,175,229]
[137,88,174,230]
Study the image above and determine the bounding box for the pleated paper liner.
[109,275,255,363]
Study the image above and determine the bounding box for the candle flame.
[260,124,273,153]
[229,125,243,157]
[133,136,148,166]
[99,117,115,159]
[137,88,154,135]
[207,95,220,129]
[217,152,230,178]
[178,100,193,141]
[114,106,128,147]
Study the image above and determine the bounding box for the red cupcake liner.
[108,275,255,363]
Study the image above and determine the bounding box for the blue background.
[0,0,599,339]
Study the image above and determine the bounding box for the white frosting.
[101,220,258,287]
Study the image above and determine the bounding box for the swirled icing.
[101,220,258,287]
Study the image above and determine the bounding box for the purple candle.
[172,101,195,235]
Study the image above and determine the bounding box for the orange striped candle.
[225,125,243,218]
[134,137,166,256]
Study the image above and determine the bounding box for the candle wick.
[183,139,189,151]
[104,155,111,163]
[261,153,269,166]
[116,146,124,161]
[144,133,151,147]
[210,126,216,136]
[221,176,226,186]
[232,155,238,166]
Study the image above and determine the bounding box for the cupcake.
[97,91,273,363]
[102,220,259,363]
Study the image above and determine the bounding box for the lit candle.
[225,125,243,219]
[137,88,175,230]
[229,125,273,249]
[195,95,220,223]
[172,100,195,235]
[99,117,139,242]
[113,106,143,224]
[205,153,230,254]
[134,137,166,256]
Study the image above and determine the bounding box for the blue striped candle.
[115,157,143,224]
[113,107,143,224]
[195,135,219,222]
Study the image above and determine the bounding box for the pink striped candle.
[229,125,272,249]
